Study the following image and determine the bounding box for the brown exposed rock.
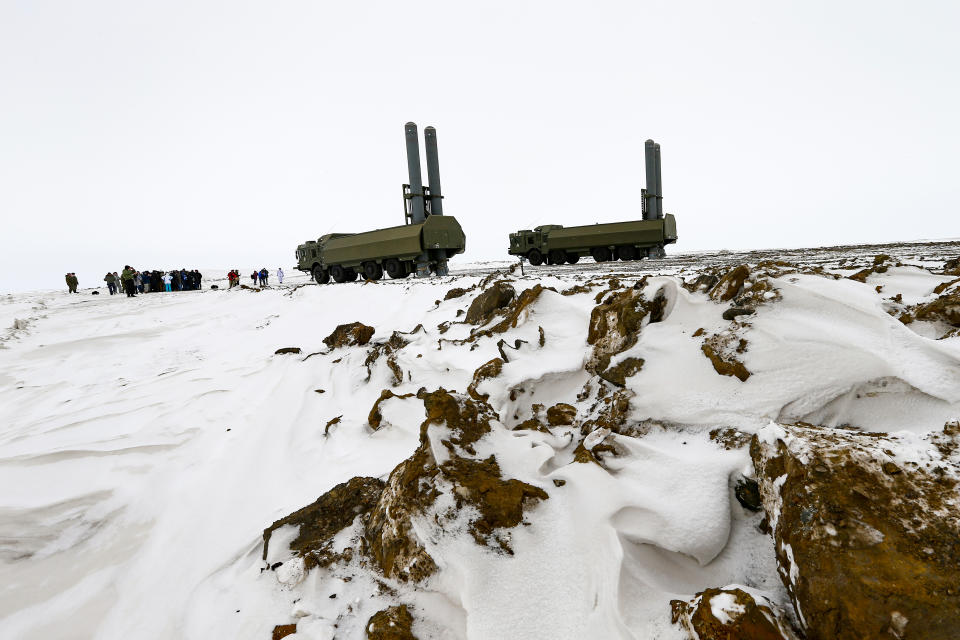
[363,443,441,583]
[482,285,553,336]
[572,441,599,464]
[710,427,752,450]
[722,307,756,321]
[751,423,960,640]
[366,605,418,639]
[324,322,375,348]
[368,390,416,430]
[364,390,548,580]
[465,282,516,325]
[444,287,468,300]
[443,455,549,550]
[272,623,298,640]
[580,388,633,436]
[364,331,411,385]
[324,415,342,435]
[598,356,644,387]
[274,347,302,355]
[701,334,750,382]
[933,277,960,295]
[587,286,666,377]
[943,257,960,275]
[848,254,897,283]
[560,283,595,296]
[670,587,800,640]
[467,358,504,402]
[267,390,549,586]
[513,417,549,433]
[546,403,577,426]
[262,476,386,570]
[710,265,751,302]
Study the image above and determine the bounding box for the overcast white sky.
[1,0,958,293]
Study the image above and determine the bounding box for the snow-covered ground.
[1,240,959,639]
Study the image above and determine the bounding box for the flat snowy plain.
[1,240,959,639]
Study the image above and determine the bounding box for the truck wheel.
[527,249,544,266]
[617,246,637,261]
[330,265,346,283]
[566,254,580,264]
[548,249,567,265]
[385,258,405,279]
[591,247,611,263]
[312,265,325,283]
[343,267,358,282]
[363,261,383,281]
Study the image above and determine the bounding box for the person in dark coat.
[66,273,79,293]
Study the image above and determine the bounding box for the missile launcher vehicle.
[508,139,677,265]
[296,123,466,283]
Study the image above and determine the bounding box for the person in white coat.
[162,272,173,292]
[277,267,284,284]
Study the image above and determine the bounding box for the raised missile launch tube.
[405,122,426,224]
[644,139,658,221]
[654,142,663,219]
[424,126,443,216]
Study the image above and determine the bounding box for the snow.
[709,591,746,624]
[1,243,959,639]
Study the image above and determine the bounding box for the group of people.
[227,268,284,288]
[103,267,203,297]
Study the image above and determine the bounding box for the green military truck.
[296,215,466,283]
[509,138,677,265]
[296,122,466,283]
[508,215,677,265]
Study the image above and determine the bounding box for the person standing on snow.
[276,267,284,284]
[65,273,79,293]
[103,272,116,294]
[162,271,172,292]
[120,266,137,297]
[250,270,258,286]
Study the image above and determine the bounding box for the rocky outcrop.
[367,390,416,430]
[545,403,577,426]
[670,587,800,640]
[324,322,375,348]
[444,287,468,300]
[700,334,750,381]
[750,422,960,640]
[274,347,302,355]
[366,605,418,639]
[262,476,386,570]
[465,282,515,325]
[710,265,751,302]
[272,623,298,640]
[266,390,549,586]
[467,358,504,402]
[586,284,666,379]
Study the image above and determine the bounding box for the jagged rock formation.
[700,333,750,381]
[262,476,386,570]
[586,282,666,382]
[671,587,800,640]
[265,390,549,586]
[750,422,960,640]
[324,321,376,348]
[366,605,418,639]
[465,282,515,325]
